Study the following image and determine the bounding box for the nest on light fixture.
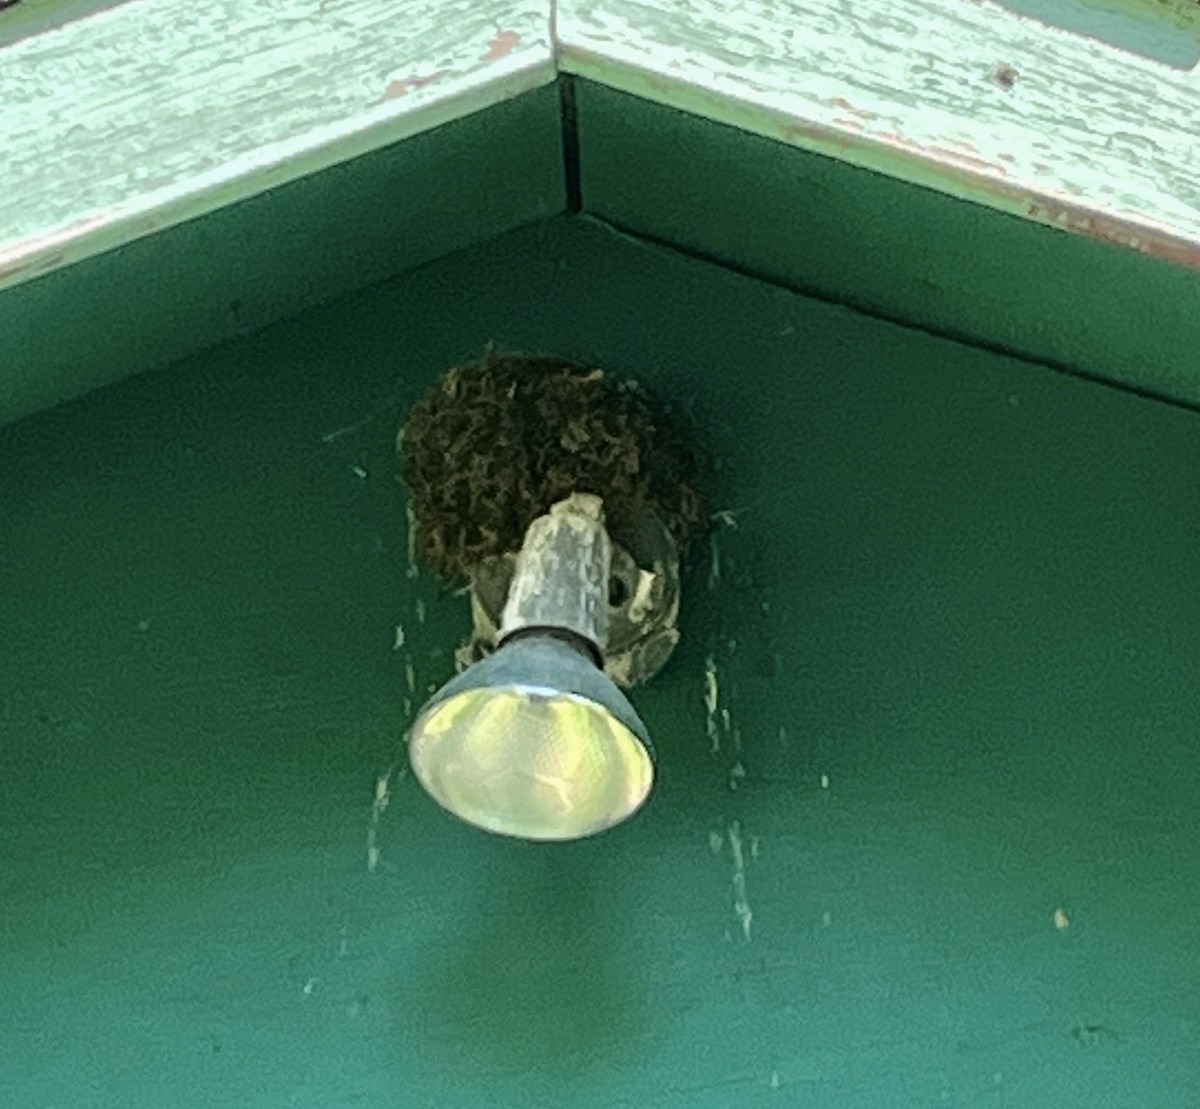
[400,350,705,584]
[397,350,707,841]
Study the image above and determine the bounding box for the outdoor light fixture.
[407,493,656,841]
[399,352,705,841]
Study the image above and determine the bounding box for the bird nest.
[399,350,706,584]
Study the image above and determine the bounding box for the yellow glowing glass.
[409,685,653,840]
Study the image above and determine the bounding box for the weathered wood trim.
[0,0,556,292]
[556,0,1200,269]
[2,0,1197,296]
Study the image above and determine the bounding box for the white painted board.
[0,0,555,291]
[557,0,1200,269]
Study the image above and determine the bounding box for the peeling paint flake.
[704,653,720,751]
[728,819,753,941]
[366,770,394,872]
[483,29,521,62]
[405,503,418,579]
[828,95,878,120]
[383,71,446,100]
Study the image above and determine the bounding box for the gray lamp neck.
[498,493,611,657]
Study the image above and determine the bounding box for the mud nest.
[399,351,707,584]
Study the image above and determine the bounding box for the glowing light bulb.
[409,663,653,840]
[408,494,655,841]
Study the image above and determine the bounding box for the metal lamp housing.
[407,494,656,841]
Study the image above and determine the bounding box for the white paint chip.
[406,503,419,579]
[704,655,718,714]
[728,819,753,942]
[366,770,394,872]
[704,654,720,753]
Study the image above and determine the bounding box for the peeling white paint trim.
[557,0,1200,268]
[2,0,1198,294]
[0,0,555,291]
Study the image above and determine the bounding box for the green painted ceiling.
[3,215,1198,1107]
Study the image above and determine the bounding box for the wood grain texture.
[3,0,1198,302]
[0,0,554,290]
[557,0,1200,267]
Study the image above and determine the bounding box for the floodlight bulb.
[408,680,653,841]
[407,494,657,841]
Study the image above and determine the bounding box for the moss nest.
[399,350,706,584]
